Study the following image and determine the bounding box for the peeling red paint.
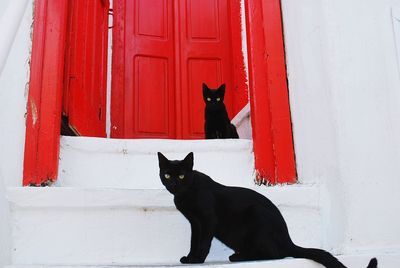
[30,100,38,126]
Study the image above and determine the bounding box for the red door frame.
[23,0,296,186]
[23,0,68,186]
[245,0,296,184]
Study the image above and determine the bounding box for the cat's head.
[157,152,195,195]
[202,83,226,111]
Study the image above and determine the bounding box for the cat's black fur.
[203,83,239,139]
[157,152,378,268]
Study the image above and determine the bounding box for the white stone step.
[57,137,255,189]
[6,253,398,268]
[7,185,321,266]
[4,259,321,268]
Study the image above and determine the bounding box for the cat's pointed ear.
[157,152,169,168]
[183,152,194,170]
[218,84,226,95]
[202,83,209,95]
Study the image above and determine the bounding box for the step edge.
[60,137,253,155]
[6,253,398,268]
[5,258,317,268]
[7,185,319,210]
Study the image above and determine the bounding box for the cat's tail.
[290,245,346,267]
[290,245,377,268]
[366,258,378,268]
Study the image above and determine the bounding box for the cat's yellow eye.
[164,174,171,179]
[207,97,211,102]
[216,98,221,102]
[179,175,185,179]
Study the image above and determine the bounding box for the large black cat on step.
[157,152,377,268]
[203,83,239,139]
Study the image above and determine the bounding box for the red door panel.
[188,0,219,39]
[122,0,176,138]
[179,0,234,139]
[63,0,109,137]
[186,59,223,137]
[135,56,170,135]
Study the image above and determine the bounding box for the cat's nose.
[169,182,177,191]
[167,185,176,193]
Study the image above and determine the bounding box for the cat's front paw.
[229,252,247,262]
[180,256,204,264]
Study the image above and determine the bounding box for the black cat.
[203,83,239,139]
[157,152,377,268]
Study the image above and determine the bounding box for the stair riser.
[58,138,255,189]
[10,205,320,265]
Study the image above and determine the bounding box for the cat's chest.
[174,194,198,210]
[206,110,228,122]
[174,190,211,213]
[206,115,229,132]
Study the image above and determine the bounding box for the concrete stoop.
[6,137,328,267]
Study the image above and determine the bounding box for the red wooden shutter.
[63,0,110,137]
[24,0,110,185]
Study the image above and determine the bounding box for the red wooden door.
[112,0,237,139]
[178,0,234,139]
[63,0,109,137]
[120,0,175,138]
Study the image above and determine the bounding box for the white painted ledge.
[231,103,252,139]
[231,103,250,127]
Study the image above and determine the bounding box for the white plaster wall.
[0,1,32,266]
[0,174,11,268]
[0,0,33,186]
[0,0,11,19]
[0,0,32,187]
[282,0,400,255]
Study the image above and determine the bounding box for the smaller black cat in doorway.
[203,83,239,139]
[157,152,377,268]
